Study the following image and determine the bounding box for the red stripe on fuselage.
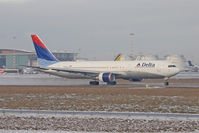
[108,72,111,81]
[31,35,47,49]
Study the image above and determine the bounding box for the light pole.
[129,33,135,60]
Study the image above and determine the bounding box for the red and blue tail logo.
[31,35,59,67]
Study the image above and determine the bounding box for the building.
[0,49,78,69]
[135,55,159,61]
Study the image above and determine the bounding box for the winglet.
[31,34,59,67]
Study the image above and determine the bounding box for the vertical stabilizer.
[188,60,194,66]
[31,35,59,67]
[114,53,122,61]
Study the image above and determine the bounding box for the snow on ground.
[1,130,199,133]
[0,130,95,133]
[1,93,199,113]
[0,111,199,132]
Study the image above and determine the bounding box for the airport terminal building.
[0,49,78,69]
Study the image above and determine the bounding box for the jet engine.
[98,72,115,82]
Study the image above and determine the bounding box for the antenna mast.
[129,33,135,60]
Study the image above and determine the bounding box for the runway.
[1,109,199,119]
[0,74,88,86]
[0,72,199,87]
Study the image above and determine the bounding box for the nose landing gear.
[89,81,117,85]
[164,78,169,86]
[164,81,169,86]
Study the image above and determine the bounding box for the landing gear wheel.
[89,81,99,85]
[164,81,169,86]
[107,81,117,85]
[164,77,169,87]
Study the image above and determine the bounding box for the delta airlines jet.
[31,35,180,86]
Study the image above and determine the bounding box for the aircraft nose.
[168,67,180,77]
[173,67,180,75]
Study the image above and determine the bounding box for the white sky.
[0,0,199,62]
[0,0,26,3]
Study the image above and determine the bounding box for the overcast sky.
[0,0,199,62]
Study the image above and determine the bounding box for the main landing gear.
[107,81,117,85]
[89,81,117,85]
[89,81,99,85]
[164,81,169,86]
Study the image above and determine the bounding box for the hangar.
[0,49,77,69]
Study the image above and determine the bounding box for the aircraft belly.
[123,71,165,79]
[40,68,165,81]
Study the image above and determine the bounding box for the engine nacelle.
[98,72,115,82]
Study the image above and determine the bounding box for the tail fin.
[114,53,122,61]
[31,34,59,67]
[188,60,193,66]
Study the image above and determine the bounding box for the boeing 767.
[30,34,180,86]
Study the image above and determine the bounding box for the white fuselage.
[42,60,180,80]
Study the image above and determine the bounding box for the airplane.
[114,53,122,61]
[187,60,199,72]
[30,34,180,86]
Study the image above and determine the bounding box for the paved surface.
[0,72,199,87]
[1,109,199,119]
[0,74,88,86]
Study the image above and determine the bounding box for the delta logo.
[136,63,141,67]
[136,63,155,67]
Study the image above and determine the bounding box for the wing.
[25,66,123,77]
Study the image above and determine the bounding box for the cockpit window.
[168,65,176,68]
